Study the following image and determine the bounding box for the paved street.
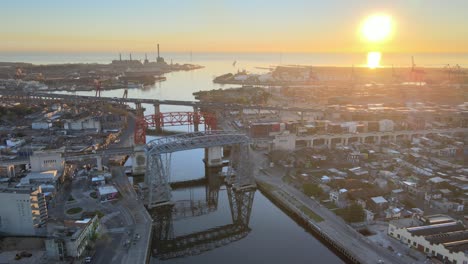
[109,167,152,264]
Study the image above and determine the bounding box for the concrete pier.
[205,146,223,167]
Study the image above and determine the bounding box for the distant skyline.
[1,0,468,53]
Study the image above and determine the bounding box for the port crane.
[409,56,425,83]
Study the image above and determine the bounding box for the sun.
[367,52,381,69]
[361,14,392,42]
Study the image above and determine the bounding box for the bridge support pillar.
[376,136,381,145]
[96,156,103,171]
[327,138,332,149]
[132,145,147,175]
[205,146,223,167]
[193,106,200,132]
[154,104,162,133]
[344,137,349,145]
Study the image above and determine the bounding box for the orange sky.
[2,1,468,53]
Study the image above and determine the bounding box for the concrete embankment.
[257,180,362,264]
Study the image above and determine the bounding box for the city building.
[32,119,52,130]
[63,116,101,132]
[19,170,60,187]
[329,188,348,208]
[0,187,48,236]
[30,148,65,172]
[45,216,100,260]
[98,185,118,202]
[388,215,468,263]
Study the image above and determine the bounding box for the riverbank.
[257,180,359,263]
[254,163,410,264]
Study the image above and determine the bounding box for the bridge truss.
[134,111,217,145]
[151,184,255,260]
[144,131,255,208]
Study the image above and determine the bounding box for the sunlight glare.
[367,52,381,68]
[361,14,392,42]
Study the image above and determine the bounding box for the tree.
[336,203,365,223]
[303,183,323,198]
[347,203,365,223]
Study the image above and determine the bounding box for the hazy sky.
[1,0,467,53]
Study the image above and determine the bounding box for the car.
[19,251,32,258]
[85,256,92,263]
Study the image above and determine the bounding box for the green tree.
[336,203,365,223]
[347,203,365,223]
[303,183,323,198]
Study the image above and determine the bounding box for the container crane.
[409,56,425,83]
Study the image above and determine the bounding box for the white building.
[272,132,296,151]
[379,119,394,132]
[30,149,65,172]
[19,170,60,187]
[45,216,100,260]
[32,120,52,130]
[98,185,118,202]
[388,216,468,263]
[329,188,348,208]
[63,117,101,132]
[6,138,26,148]
[0,187,48,236]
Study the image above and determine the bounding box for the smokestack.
[119,53,122,61]
[130,53,132,61]
[157,44,160,58]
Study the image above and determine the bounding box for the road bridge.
[296,127,468,148]
[0,91,323,113]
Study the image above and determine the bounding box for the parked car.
[20,251,32,258]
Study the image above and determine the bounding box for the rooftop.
[371,196,388,204]
[407,222,465,237]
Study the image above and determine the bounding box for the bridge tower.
[134,102,146,145]
[153,103,162,133]
[193,106,200,132]
[226,143,255,188]
[150,183,255,259]
[227,185,255,227]
[144,131,255,209]
[205,167,222,209]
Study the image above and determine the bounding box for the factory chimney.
[119,53,122,61]
[157,44,160,59]
[130,53,132,61]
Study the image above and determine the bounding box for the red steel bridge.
[134,111,217,145]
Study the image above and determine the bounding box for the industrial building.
[388,215,468,263]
